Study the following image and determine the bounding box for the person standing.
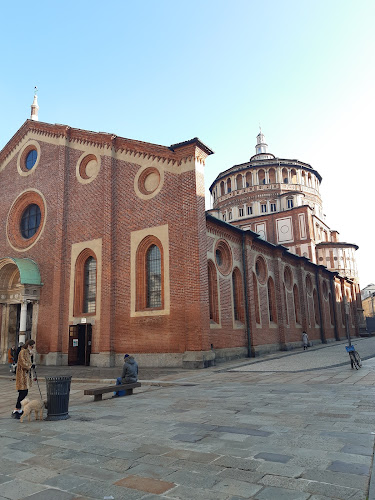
[11,339,35,419]
[8,345,16,371]
[113,354,139,398]
[302,331,309,351]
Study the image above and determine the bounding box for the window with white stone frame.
[239,207,244,217]
[247,206,252,215]
[270,202,276,212]
[261,203,267,213]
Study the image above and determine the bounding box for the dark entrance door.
[68,324,92,366]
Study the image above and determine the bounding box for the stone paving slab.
[1,337,375,499]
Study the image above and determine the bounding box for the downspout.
[315,267,326,344]
[242,233,253,358]
[330,275,340,341]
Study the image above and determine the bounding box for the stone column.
[19,300,27,344]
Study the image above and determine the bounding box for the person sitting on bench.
[113,354,139,398]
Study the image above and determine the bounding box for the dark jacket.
[121,356,138,383]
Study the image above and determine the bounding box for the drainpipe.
[242,233,253,358]
[315,268,326,344]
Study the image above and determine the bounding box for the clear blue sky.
[1,0,374,287]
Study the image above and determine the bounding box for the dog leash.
[33,367,44,401]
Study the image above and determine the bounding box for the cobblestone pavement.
[0,338,375,499]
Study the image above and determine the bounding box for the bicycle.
[345,345,362,370]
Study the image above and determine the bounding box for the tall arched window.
[293,284,300,324]
[267,277,277,323]
[220,181,225,196]
[283,284,289,325]
[236,174,243,190]
[84,256,97,313]
[146,245,162,308]
[328,292,334,325]
[208,260,219,323]
[74,249,97,316]
[313,289,320,325]
[136,236,164,311]
[253,272,260,324]
[232,268,244,323]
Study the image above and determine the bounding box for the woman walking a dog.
[11,339,35,419]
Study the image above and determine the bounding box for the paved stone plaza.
[1,338,375,500]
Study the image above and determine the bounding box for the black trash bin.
[45,375,72,420]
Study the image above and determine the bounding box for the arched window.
[84,257,97,313]
[146,245,162,308]
[268,168,276,183]
[258,169,266,185]
[253,272,260,324]
[282,168,288,183]
[236,174,243,190]
[246,172,252,187]
[313,289,320,325]
[232,268,244,323]
[227,178,232,193]
[301,171,306,185]
[267,277,277,323]
[74,249,97,316]
[220,181,225,196]
[293,284,300,324]
[291,169,297,183]
[328,292,334,325]
[283,284,289,325]
[208,260,219,323]
[136,236,164,310]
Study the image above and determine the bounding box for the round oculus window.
[138,167,161,195]
[214,240,232,275]
[7,190,46,251]
[20,204,41,239]
[25,150,37,170]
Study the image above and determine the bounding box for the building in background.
[0,99,365,367]
[209,131,359,282]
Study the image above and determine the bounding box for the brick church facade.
[0,99,363,368]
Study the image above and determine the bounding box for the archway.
[0,258,42,362]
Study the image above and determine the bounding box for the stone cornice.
[0,120,212,167]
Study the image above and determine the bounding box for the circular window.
[25,150,37,170]
[305,274,313,295]
[138,167,161,195]
[20,204,41,238]
[255,256,267,284]
[17,141,41,176]
[215,240,232,275]
[7,190,46,251]
[134,165,164,200]
[76,153,101,184]
[284,266,293,290]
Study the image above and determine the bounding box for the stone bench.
[84,382,141,402]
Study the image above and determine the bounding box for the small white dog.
[20,397,47,422]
